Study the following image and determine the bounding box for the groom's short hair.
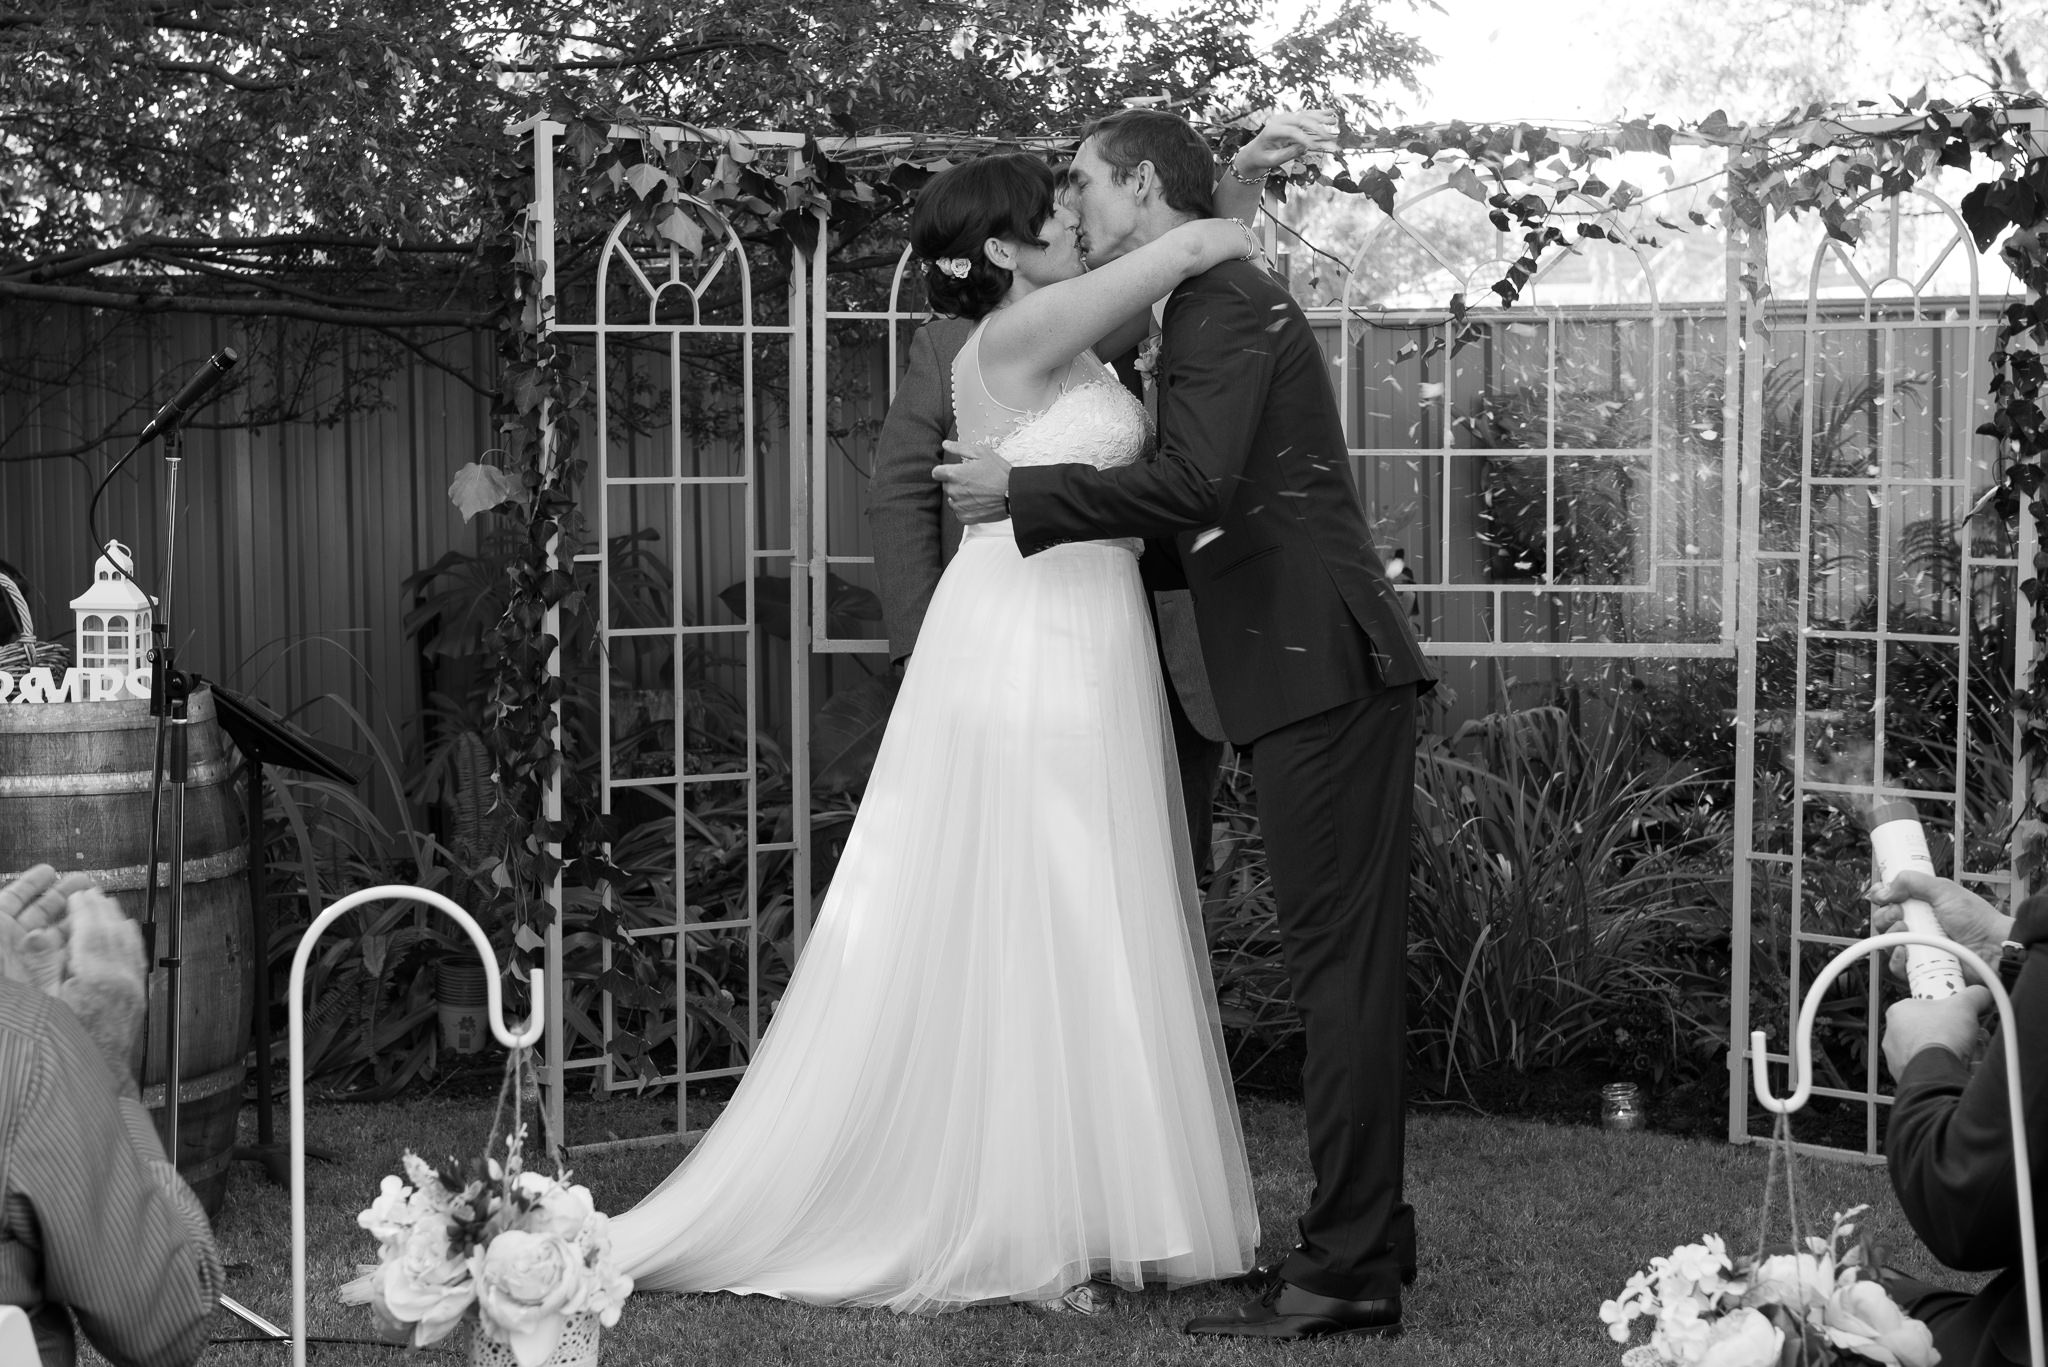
[1080,109,1214,218]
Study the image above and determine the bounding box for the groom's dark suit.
[1008,257,1434,1304]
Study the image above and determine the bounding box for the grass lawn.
[95,1090,1971,1366]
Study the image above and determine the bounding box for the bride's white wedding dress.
[607,323,1258,1311]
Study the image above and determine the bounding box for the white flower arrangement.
[341,1127,633,1367]
[933,256,972,279]
[1600,1207,1937,1367]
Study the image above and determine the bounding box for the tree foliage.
[0,0,1428,333]
[1599,0,2046,123]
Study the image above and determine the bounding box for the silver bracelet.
[1225,160,1271,188]
[1231,218,1263,260]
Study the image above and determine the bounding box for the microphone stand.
[112,350,283,1345]
[140,424,192,1168]
[127,346,234,1177]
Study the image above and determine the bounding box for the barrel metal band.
[0,754,234,796]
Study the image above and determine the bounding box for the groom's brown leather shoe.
[1184,1283,1402,1340]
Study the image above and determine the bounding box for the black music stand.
[204,679,363,1181]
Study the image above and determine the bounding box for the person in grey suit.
[868,318,1227,876]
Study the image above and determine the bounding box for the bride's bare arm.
[983,217,1255,380]
[1213,110,1338,226]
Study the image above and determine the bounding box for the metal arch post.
[287,886,547,1367]
[1750,931,2041,1367]
[528,115,569,1155]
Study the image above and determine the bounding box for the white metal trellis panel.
[1318,173,1746,801]
[810,241,927,662]
[521,122,814,1151]
[1314,162,2023,1160]
[1324,180,1742,679]
[1728,188,2032,1159]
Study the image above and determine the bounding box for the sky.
[1373,0,1616,125]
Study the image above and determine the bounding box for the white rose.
[1820,1279,1939,1367]
[513,1171,598,1242]
[472,1229,590,1367]
[377,1219,476,1346]
[1694,1307,1785,1367]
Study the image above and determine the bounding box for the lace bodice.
[952,322,1150,550]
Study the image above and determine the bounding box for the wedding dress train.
[606,327,1258,1311]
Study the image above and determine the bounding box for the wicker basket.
[0,567,68,672]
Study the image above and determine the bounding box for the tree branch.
[496,36,789,73]
[3,234,476,282]
[0,279,490,328]
[142,58,291,92]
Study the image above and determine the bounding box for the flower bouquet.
[1600,1206,1938,1367]
[340,1120,633,1367]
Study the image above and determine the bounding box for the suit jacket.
[869,318,1224,741]
[1888,894,2048,1367]
[1008,258,1434,746]
[869,318,974,664]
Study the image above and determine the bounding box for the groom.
[934,107,1434,1341]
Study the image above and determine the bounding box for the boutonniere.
[1134,334,1162,379]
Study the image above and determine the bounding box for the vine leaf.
[448,462,525,522]
[1447,164,1488,203]
[653,202,704,256]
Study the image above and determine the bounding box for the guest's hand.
[0,864,89,995]
[934,444,1013,525]
[1883,985,1992,1079]
[1870,870,2013,977]
[1232,110,1340,179]
[54,887,148,1084]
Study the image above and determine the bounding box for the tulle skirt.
[607,527,1259,1311]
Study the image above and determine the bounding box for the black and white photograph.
[3,1,2046,1363]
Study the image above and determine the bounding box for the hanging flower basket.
[1600,1117,1937,1367]
[341,1049,632,1366]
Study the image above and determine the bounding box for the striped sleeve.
[11,988,221,1367]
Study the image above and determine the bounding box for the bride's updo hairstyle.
[910,152,1057,320]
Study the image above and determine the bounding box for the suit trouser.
[1164,673,1224,880]
[1255,683,1419,1302]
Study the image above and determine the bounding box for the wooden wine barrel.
[0,687,253,1217]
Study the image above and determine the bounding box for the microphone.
[138,347,240,443]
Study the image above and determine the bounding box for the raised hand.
[54,887,148,1083]
[0,864,89,994]
[1870,869,2013,978]
[1232,110,1340,179]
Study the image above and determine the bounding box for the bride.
[608,116,1329,1315]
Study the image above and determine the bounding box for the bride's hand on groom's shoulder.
[1235,110,1340,178]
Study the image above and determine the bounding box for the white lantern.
[70,540,154,674]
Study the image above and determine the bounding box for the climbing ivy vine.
[468,91,2048,943]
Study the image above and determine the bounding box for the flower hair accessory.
[934,256,972,279]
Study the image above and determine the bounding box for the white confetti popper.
[1869,799,1966,1000]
